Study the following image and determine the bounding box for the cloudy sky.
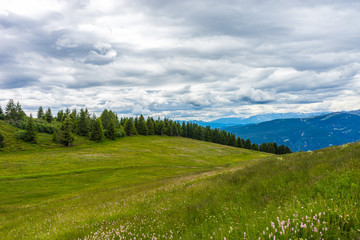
[1,0,360,120]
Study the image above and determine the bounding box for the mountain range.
[224,111,360,152]
[190,112,328,129]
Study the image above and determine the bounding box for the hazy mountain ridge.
[224,111,360,152]
[188,112,328,129]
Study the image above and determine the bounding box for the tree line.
[0,100,291,154]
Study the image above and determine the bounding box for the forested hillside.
[0,99,291,154]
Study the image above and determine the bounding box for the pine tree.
[219,130,228,145]
[236,136,243,148]
[107,119,117,140]
[137,115,148,135]
[60,116,75,146]
[15,102,26,120]
[181,122,186,137]
[44,107,53,123]
[24,114,37,142]
[251,143,259,151]
[5,99,16,120]
[37,106,44,119]
[0,131,4,148]
[77,108,90,136]
[165,121,172,136]
[56,110,64,122]
[100,109,110,130]
[125,118,137,136]
[0,105,4,120]
[284,146,292,154]
[146,117,155,135]
[245,139,252,149]
[204,126,210,141]
[90,118,105,142]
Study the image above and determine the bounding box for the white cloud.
[1,0,360,120]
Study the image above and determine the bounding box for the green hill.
[0,132,359,239]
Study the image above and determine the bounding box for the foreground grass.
[1,133,359,239]
[0,136,268,239]
[80,142,360,240]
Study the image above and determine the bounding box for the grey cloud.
[1,0,360,119]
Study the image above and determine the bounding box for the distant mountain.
[225,112,360,152]
[188,112,328,129]
[346,109,360,116]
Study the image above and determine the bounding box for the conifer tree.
[37,106,44,119]
[107,119,117,140]
[44,107,53,123]
[181,122,186,137]
[125,118,137,136]
[77,108,90,136]
[137,114,148,135]
[90,118,105,142]
[0,131,4,148]
[219,130,228,145]
[0,105,4,120]
[204,126,211,141]
[24,114,37,142]
[15,102,26,120]
[100,109,110,130]
[56,110,64,122]
[155,120,164,135]
[60,116,75,146]
[146,117,155,135]
[245,139,252,149]
[5,99,17,120]
[252,143,259,151]
[165,121,172,136]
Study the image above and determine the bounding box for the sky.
[1,0,360,120]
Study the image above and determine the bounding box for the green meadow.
[1,120,359,239]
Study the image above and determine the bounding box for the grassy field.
[0,130,269,239]
[1,120,359,239]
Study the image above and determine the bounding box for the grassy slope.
[78,142,359,240]
[1,120,359,239]
[0,134,268,239]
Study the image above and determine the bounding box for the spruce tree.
[0,105,4,120]
[5,99,16,120]
[137,115,148,135]
[156,120,164,135]
[57,110,64,122]
[125,118,137,136]
[107,119,117,140]
[181,122,186,137]
[44,107,53,123]
[24,114,37,142]
[245,139,252,149]
[146,117,155,135]
[0,131,4,148]
[219,130,228,145]
[77,108,90,137]
[15,102,26,120]
[236,136,243,148]
[251,143,259,151]
[100,109,110,130]
[37,106,44,119]
[90,118,105,142]
[61,116,75,146]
